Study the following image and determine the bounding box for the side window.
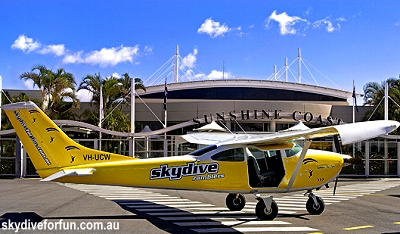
[211,148,245,161]
[268,150,278,157]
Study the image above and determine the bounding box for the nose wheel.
[225,193,246,211]
[306,193,325,215]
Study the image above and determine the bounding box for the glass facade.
[141,87,346,102]
[1,135,400,177]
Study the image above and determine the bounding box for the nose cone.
[389,121,400,133]
[340,154,362,167]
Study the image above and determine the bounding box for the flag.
[164,78,168,110]
[352,85,359,112]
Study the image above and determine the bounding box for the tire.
[306,196,325,215]
[225,193,246,211]
[255,199,278,220]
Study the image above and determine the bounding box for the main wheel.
[225,193,246,211]
[255,199,278,220]
[306,196,325,215]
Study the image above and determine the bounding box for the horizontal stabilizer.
[41,168,96,182]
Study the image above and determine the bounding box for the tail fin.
[2,101,134,177]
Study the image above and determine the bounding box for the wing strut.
[286,139,312,191]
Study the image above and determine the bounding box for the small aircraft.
[2,101,400,220]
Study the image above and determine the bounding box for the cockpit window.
[285,144,303,157]
[189,145,217,156]
[248,146,279,158]
[211,148,245,161]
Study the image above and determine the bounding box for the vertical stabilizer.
[2,101,135,177]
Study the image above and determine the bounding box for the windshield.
[189,145,218,156]
[285,144,302,157]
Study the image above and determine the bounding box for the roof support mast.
[173,45,179,83]
[298,48,301,83]
[385,81,389,121]
[285,57,288,82]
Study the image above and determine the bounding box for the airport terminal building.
[1,45,399,178]
[1,78,400,178]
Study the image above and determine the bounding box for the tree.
[20,65,79,119]
[118,73,146,105]
[363,78,400,127]
[78,73,146,133]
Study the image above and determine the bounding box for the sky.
[1,0,400,102]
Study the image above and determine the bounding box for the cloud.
[266,11,346,35]
[111,72,121,78]
[76,89,92,102]
[11,35,41,53]
[82,45,139,67]
[23,79,36,89]
[267,11,308,35]
[198,18,230,38]
[312,17,344,32]
[305,7,312,16]
[207,70,231,79]
[12,34,142,67]
[62,45,139,67]
[180,47,198,69]
[144,46,153,54]
[395,21,400,26]
[62,52,84,64]
[38,44,66,56]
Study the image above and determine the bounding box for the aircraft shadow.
[0,212,43,227]
[278,213,311,221]
[114,199,254,234]
[0,205,313,233]
[0,212,138,225]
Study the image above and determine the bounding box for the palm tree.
[78,73,146,132]
[20,65,79,119]
[363,78,400,123]
[78,73,102,107]
[118,73,146,105]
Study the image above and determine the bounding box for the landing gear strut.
[255,196,278,220]
[306,191,325,215]
[225,193,246,211]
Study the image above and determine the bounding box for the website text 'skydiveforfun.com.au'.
[2,219,120,232]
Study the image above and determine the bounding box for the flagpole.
[164,77,168,157]
[99,83,103,150]
[352,80,356,161]
[0,75,2,131]
[131,77,135,157]
[352,80,355,124]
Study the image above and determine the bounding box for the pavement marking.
[174,220,290,226]
[192,227,319,232]
[62,179,400,233]
[343,225,374,231]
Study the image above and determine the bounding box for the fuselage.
[51,144,346,194]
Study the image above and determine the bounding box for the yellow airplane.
[2,101,400,220]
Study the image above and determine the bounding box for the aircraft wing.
[182,120,400,146]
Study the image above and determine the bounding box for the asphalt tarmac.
[1,178,400,234]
